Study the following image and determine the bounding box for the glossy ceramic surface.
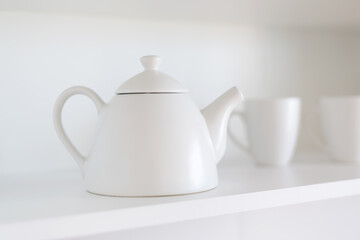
[54,56,243,196]
[230,98,301,166]
[320,96,360,162]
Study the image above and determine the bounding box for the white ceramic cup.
[317,96,360,163]
[230,98,301,166]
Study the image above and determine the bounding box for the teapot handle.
[53,86,105,172]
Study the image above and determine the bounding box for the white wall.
[0,11,359,174]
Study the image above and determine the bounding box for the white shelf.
[2,153,360,239]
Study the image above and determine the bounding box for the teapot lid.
[116,55,188,94]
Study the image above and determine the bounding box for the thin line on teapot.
[117,92,183,95]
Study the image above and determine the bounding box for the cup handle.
[228,110,251,155]
[306,106,330,154]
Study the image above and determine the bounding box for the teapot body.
[84,93,218,196]
[53,56,243,197]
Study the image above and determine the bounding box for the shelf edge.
[2,178,360,239]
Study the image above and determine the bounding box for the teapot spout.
[201,87,243,162]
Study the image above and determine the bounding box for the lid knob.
[140,55,162,70]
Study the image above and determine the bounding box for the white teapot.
[54,56,243,196]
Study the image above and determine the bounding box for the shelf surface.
[1,153,360,239]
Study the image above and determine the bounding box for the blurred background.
[0,0,359,174]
